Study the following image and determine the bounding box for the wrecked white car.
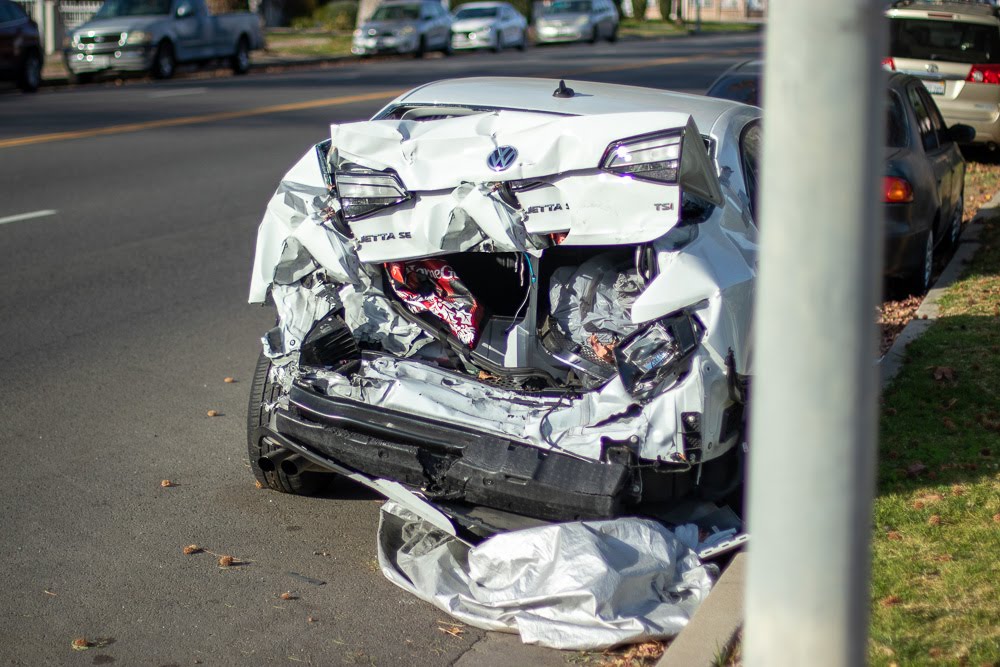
[246,77,760,533]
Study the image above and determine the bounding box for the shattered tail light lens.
[334,169,410,220]
[614,312,702,398]
[601,131,683,183]
[881,57,895,71]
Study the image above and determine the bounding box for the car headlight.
[334,168,410,220]
[602,131,682,183]
[124,30,152,45]
[398,25,416,35]
[614,311,702,398]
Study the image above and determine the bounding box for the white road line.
[148,87,208,98]
[0,210,57,226]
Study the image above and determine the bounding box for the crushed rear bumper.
[267,381,636,521]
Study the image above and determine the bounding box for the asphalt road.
[0,33,762,666]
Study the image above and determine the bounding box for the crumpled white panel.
[330,110,692,191]
[377,502,717,650]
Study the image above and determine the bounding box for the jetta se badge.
[487,146,518,172]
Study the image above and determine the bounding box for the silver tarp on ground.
[376,502,718,650]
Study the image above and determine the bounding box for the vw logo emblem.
[487,146,518,172]
[926,63,939,73]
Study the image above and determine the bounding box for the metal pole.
[43,0,56,55]
[744,0,886,665]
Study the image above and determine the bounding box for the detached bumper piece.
[273,382,634,521]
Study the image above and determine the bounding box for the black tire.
[18,50,42,92]
[518,29,527,50]
[608,24,618,42]
[68,70,94,85]
[414,36,427,58]
[493,32,503,53]
[588,26,598,43]
[231,35,250,75]
[442,36,453,56]
[903,228,934,296]
[151,40,175,79]
[246,351,324,495]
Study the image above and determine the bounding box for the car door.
[500,6,517,44]
[921,87,964,220]
[172,0,211,60]
[420,4,440,48]
[906,82,951,239]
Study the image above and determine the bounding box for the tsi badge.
[487,146,519,172]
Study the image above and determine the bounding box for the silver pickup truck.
[63,0,264,81]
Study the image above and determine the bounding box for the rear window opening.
[890,17,1000,64]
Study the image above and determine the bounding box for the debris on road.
[218,555,236,567]
[206,410,220,417]
[160,480,176,488]
[182,544,203,555]
[224,377,236,383]
[71,638,91,650]
[279,592,297,600]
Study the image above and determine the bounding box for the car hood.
[536,13,587,23]
[360,19,420,33]
[451,17,496,31]
[73,16,162,35]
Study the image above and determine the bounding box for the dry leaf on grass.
[933,554,954,562]
[951,485,966,496]
[905,462,928,478]
[942,417,958,431]
[879,595,902,607]
[912,500,925,510]
[182,544,202,555]
[992,513,1000,524]
[887,530,903,541]
[929,647,943,658]
[160,480,175,488]
[928,515,942,526]
[931,366,957,383]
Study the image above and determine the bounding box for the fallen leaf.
[932,366,957,383]
[224,377,236,383]
[43,590,57,597]
[207,410,219,417]
[993,513,1000,524]
[160,480,175,488]
[905,462,928,478]
[929,647,943,658]
[71,638,91,650]
[950,485,965,496]
[307,617,317,623]
[933,554,954,562]
[912,500,925,510]
[254,480,264,489]
[182,544,202,555]
[218,555,235,567]
[942,417,958,431]
[437,625,465,639]
[279,592,297,600]
[887,530,903,541]
[879,594,902,607]
[928,515,942,526]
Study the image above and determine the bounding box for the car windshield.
[890,18,1000,64]
[542,0,591,15]
[455,6,498,18]
[370,4,421,20]
[887,91,907,148]
[94,0,172,17]
[706,75,760,106]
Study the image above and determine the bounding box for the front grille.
[79,33,122,45]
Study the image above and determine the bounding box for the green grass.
[618,19,758,38]
[264,31,353,58]
[868,186,1000,664]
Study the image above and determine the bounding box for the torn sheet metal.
[377,502,717,650]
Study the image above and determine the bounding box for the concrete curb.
[656,192,999,667]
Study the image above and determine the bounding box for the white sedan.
[247,77,760,526]
[450,2,528,51]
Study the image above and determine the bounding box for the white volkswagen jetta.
[246,77,761,529]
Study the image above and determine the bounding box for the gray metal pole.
[744,1,886,665]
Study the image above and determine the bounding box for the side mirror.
[947,123,976,145]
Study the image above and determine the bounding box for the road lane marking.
[0,209,57,226]
[148,87,209,98]
[0,89,408,150]
[0,47,760,150]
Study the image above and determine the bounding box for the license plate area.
[923,80,945,95]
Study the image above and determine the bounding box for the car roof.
[455,1,507,8]
[389,77,756,132]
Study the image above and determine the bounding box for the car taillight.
[883,176,913,203]
[966,64,1000,84]
[881,57,895,71]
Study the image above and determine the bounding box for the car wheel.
[414,35,427,58]
[246,351,325,495]
[905,229,934,296]
[493,32,503,52]
[518,29,528,50]
[18,51,42,92]
[231,36,250,75]
[947,191,963,249]
[442,35,453,56]
[152,41,175,79]
[588,26,599,43]
[608,24,618,42]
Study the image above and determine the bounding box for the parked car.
[534,0,618,44]
[707,64,969,294]
[450,1,527,52]
[246,77,759,526]
[0,0,42,92]
[62,0,264,81]
[885,1,1000,149]
[352,0,453,57]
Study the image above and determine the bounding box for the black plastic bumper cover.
[273,382,633,521]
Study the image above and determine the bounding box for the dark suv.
[0,0,42,92]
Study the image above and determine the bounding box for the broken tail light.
[334,168,410,220]
[883,176,913,203]
[881,57,895,71]
[966,64,1000,85]
[614,312,702,398]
